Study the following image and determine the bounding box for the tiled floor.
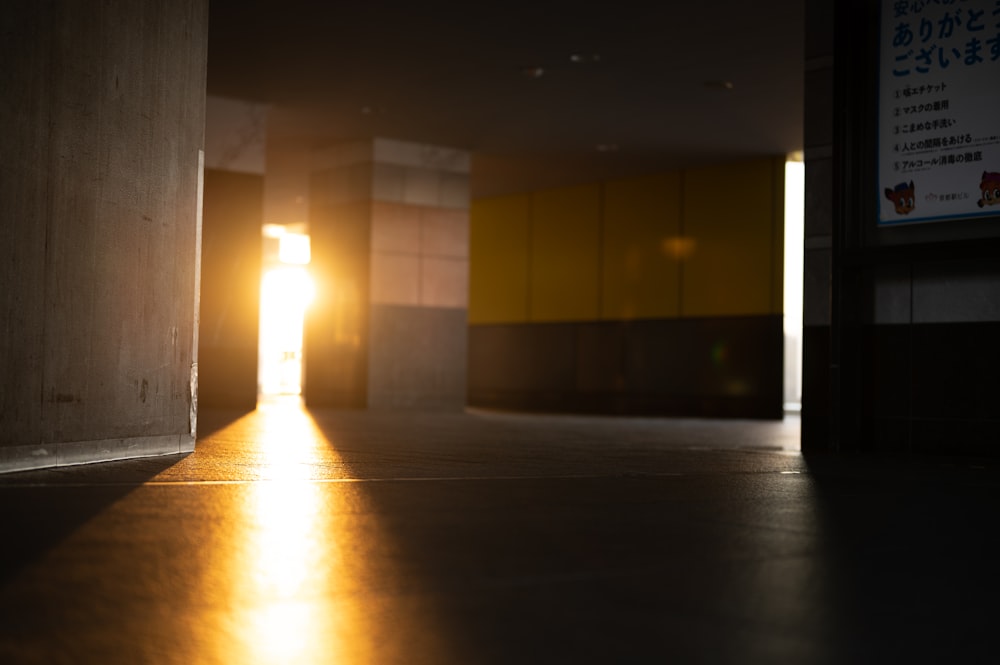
[0,398,996,663]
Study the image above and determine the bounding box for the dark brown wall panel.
[469,316,783,419]
[198,170,262,408]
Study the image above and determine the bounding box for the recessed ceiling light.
[521,66,545,79]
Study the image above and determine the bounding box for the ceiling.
[206,0,804,198]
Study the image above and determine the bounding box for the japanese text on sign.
[878,0,1000,225]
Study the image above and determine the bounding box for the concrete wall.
[0,1,208,472]
[306,139,470,410]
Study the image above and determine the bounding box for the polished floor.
[0,398,996,664]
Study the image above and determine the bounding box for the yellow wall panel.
[468,158,785,325]
[530,184,602,321]
[681,158,783,317]
[602,172,682,319]
[468,195,530,323]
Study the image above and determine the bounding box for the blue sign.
[878,0,1000,225]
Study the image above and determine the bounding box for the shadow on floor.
[0,454,185,584]
[800,452,1000,661]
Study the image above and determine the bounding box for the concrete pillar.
[199,96,268,408]
[0,1,208,472]
[306,139,470,410]
[801,1,835,451]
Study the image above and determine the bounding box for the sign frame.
[877,0,1000,227]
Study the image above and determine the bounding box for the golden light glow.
[254,395,322,481]
[259,266,314,395]
[244,481,328,662]
[278,233,311,265]
[661,235,697,259]
[202,399,457,663]
[250,602,317,662]
[784,157,805,409]
[202,400,349,663]
[259,227,314,396]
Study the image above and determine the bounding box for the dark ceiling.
[207,1,804,198]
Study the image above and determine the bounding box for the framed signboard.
[878,0,1000,226]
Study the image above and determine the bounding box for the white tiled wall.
[421,257,469,308]
[372,163,406,202]
[315,139,471,309]
[370,203,470,308]
[913,262,1000,323]
[420,208,468,258]
[370,254,420,306]
[402,168,442,207]
[371,202,421,252]
[373,138,470,174]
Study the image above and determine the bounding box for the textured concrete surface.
[0,0,207,466]
[0,399,996,663]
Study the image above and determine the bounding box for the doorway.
[258,224,314,397]
[783,154,805,412]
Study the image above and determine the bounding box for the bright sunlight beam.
[259,230,314,396]
[784,156,805,410]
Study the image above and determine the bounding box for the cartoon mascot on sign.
[884,181,915,215]
[977,171,1000,208]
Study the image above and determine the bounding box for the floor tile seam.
[368,550,828,595]
[0,469,817,488]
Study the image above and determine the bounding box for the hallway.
[0,402,995,663]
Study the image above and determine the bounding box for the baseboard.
[0,433,194,474]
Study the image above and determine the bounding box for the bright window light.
[259,227,314,397]
[279,233,311,265]
[783,157,805,411]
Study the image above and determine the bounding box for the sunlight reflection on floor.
[212,399,353,663]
